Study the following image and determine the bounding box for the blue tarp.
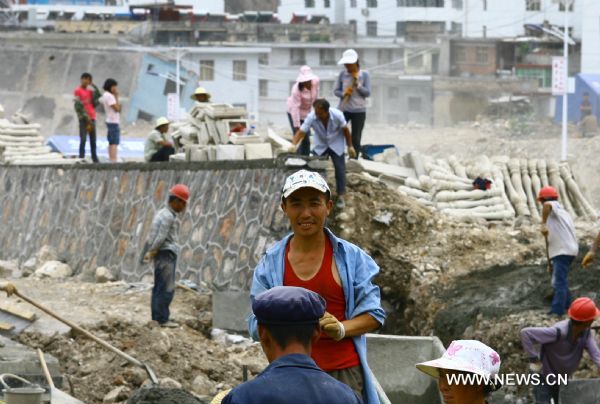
[47,135,146,159]
[555,74,600,123]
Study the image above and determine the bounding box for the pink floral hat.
[416,340,501,380]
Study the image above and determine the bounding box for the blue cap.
[252,286,326,325]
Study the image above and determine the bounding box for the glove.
[582,252,595,268]
[143,251,157,263]
[540,225,549,237]
[287,144,298,153]
[0,282,16,297]
[319,312,345,341]
[347,146,357,159]
[528,360,542,374]
[85,121,93,134]
[344,87,353,97]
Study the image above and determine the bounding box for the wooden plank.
[0,321,15,331]
[0,302,36,322]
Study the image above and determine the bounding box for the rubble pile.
[17,319,267,403]
[170,103,273,162]
[0,118,67,165]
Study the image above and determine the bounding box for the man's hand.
[143,251,157,263]
[528,360,542,374]
[540,225,549,237]
[0,282,16,297]
[344,87,353,97]
[287,143,299,153]
[319,312,345,341]
[85,121,93,134]
[347,146,357,159]
[583,251,595,268]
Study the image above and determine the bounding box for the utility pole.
[560,0,570,162]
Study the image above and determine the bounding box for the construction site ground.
[3,118,600,403]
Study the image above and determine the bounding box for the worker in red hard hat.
[538,186,578,316]
[140,184,190,328]
[520,297,600,403]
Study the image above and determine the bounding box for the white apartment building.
[581,1,600,73]
[278,0,582,40]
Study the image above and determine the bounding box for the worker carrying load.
[538,186,578,316]
[219,286,363,404]
[520,297,600,404]
[247,169,385,403]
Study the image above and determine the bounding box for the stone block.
[34,260,72,279]
[212,291,251,333]
[244,143,273,160]
[359,159,417,179]
[216,145,244,161]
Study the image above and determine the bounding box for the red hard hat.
[537,186,559,201]
[568,297,600,322]
[169,184,190,203]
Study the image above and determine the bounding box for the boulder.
[95,267,115,283]
[191,373,216,396]
[102,386,128,403]
[0,260,19,277]
[36,245,59,264]
[34,261,73,279]
[159,377,182,389]
[22,257,37,277]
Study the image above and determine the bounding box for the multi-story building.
[277,0,582,40]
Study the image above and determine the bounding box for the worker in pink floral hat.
[286,65,320,156]
[416,340,502,404]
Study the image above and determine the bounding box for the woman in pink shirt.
[287,66,319,156]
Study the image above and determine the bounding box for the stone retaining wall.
[0,161,290,290]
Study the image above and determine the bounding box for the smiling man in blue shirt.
[247,170,385,404]
[289,98,356,209]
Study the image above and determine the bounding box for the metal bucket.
[0,374,45,404]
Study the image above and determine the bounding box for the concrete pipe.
[521,158,540,222]
[559,163,597,218]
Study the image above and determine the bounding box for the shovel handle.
[37,348,55,389]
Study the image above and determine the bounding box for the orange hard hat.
[169,184,190,203]
[537,186,559,201]
[568,297,600,322]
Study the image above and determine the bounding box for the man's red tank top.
[283,236,360,371]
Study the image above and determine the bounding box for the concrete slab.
[559,379,600,403]
[359,159,417,180]
[244,143,273,160]
[216,145,245,161]
[366,334,444,404]
[212,291,251,333]
[0,336,62,387]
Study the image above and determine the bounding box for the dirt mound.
[127,387,205,404]
[17,319,267,403]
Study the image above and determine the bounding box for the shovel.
[37,348,84,404]
[6,287,159,384]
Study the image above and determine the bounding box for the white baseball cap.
[416,340,501,383]
[338,49,359,65]
[281,170,330,199]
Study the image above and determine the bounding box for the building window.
[163,77,185,96]
[455,46,466,62]
[526,0,540,11]
[396,21,406,36]
[321,80,335,96]
[452,0,462,9]
[233,60,247,81]
[378,49,393,65]
[388,87,400,99]
[324,0,331,7]
[408,53,424,68]
[408,96,422,112]
[259,53,269,65]
[259,80,268,97]
[320,49,336,65]
[366,0,377,7]
[290,49,306,65]
[305,0,315,7]
[559,1,573,12]
[349,20,357,34]
[350,0,357,7]
[476,47,489,64]
[199,60,214,81]
[366,21,378,37]
[397,0,444,6]
[483,25,487,38]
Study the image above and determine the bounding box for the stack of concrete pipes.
[397,153,596,221]
[0,119,66,165]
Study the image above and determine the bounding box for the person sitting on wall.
[144,117,175,162]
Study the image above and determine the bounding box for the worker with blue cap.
[221,286,363,404]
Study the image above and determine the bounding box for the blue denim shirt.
[222,354,363,404]
[247,228,386,404]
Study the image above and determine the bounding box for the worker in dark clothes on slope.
[222,286,363,404]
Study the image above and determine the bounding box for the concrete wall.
[0,43,142,137]
[0,162,291,290]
